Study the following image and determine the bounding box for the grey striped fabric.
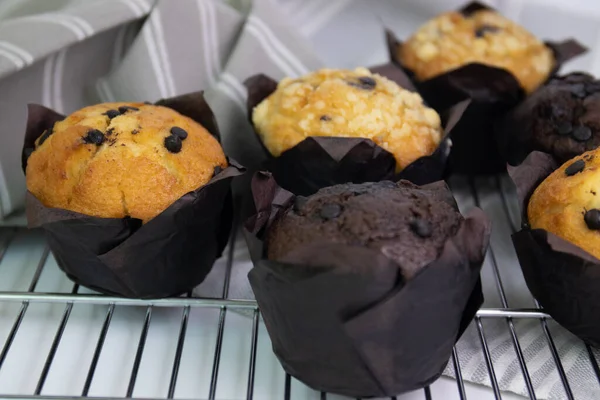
[0,0,599,399]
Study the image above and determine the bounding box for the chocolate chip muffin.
[252,68,442,172]
[399,9,553,93]
[527,73,600,162]
[528,149,600,259]
[26,102,227,222]
[266,180,463,278]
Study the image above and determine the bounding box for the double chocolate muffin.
[267,180,463,279]
[248,173,490,396]
[399,8,553,93]
[527,73,600,163]
[26,102,228,222]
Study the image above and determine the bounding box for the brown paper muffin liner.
[244,172,491,397]
[244,63,469,196]
[22,92,245,299]
[508,151,600,346]
[387,1,587,176]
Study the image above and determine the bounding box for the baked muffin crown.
[529,73,600,162]
[266,180,463,279]
[528,149,600,259]
[26,102,227,222]
[252,67,442,172]
[399,9,553,93]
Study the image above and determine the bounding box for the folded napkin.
[1,0,599,399]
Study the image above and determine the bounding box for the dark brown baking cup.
[22,92,246,299]
[508,151,600,346]
[244,172,491,397]
[387,1,587,176]
[495,85,548,167]
[244,63,469,196]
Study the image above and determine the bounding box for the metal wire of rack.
[0,176,598,400]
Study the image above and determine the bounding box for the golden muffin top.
[26,102,227,222]
[399,9,553,93]
[252,67,442,172]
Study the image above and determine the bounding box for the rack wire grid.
[0,175,599,400]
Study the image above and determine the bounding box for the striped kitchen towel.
[1,0,600,399]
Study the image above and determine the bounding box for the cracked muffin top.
[251,67,442,172]
[399,9,553,93]
[266,180,463,279]
[25,102,227,222]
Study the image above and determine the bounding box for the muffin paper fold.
[508,152,600,346]
[244,63,469,196]
[387,1,587,175]
[22,92,245,298]
[244,172,491,397]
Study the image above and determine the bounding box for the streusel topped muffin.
[399,9,553,93]
[252,67,442,172]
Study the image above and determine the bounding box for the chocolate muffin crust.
[530,73,600,162]
[266,181,463,279]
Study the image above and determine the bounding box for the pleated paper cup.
[509,151,600,346]
[244,172,490,397]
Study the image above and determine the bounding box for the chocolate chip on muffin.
[584,209,600,230]
[164,134,182,153]
[565,159,585,176]
[83,129,105,145]
[529,73,600,162]
[104,109,120,119]
[399,8,553,93]
[118,106,139,114]
[170,126,188,140]
[347,76,377,90]
[474,24,499,38]
[556,121,573,136]
[252,68,442,172]
[573,126,592,142]
[266,180,462,278]
[26,102,227,222]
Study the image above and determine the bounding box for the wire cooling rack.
[0,176,599,400]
